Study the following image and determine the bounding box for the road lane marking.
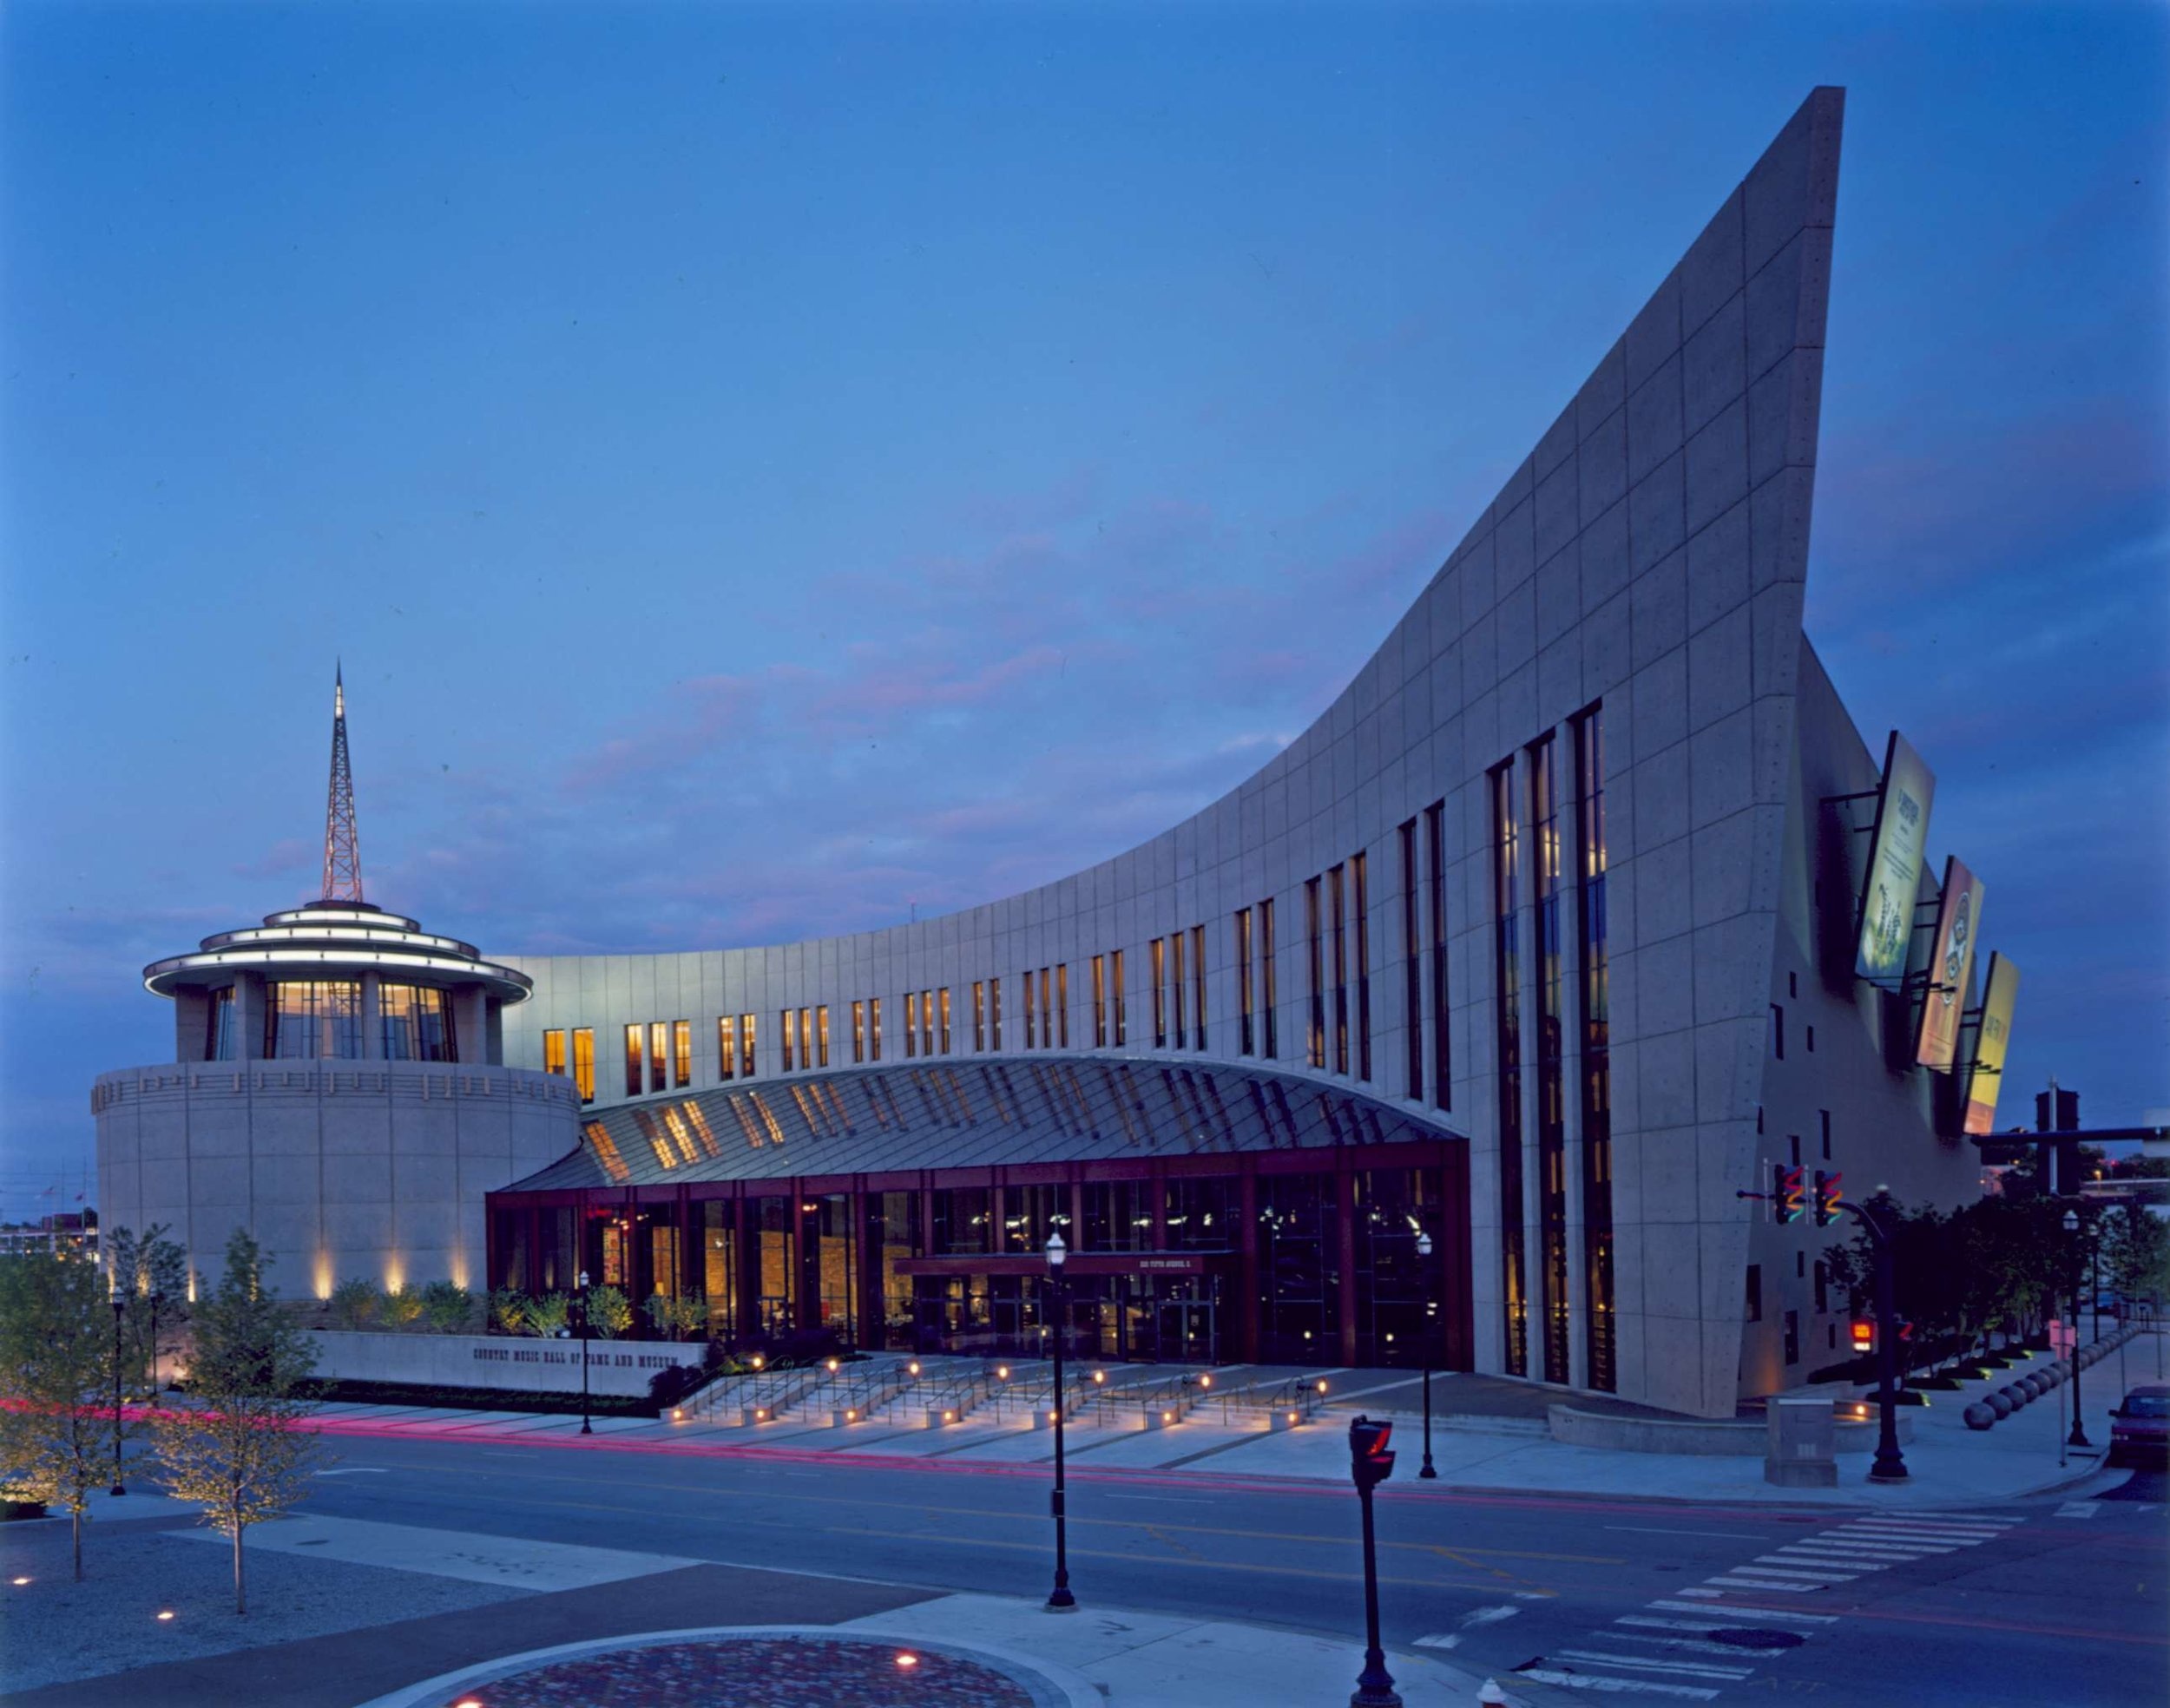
[2058,1501,2102,1518]
[1647,1601,1837,1623]
[1554,1650,1752,1681]
[1514,1666,1715,1698]
[1759,1552,1882,1572]
[1604,1526,1764,1540]
[1604,1632,1771,1659]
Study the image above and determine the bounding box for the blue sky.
[3,2,2164,1218]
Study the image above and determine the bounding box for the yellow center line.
[330,1459,1618,1566]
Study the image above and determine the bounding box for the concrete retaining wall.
[301,1329,699,1399]
[1549,1403,1911,1456]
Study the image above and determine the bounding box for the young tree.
[0,1251,119,1580]
[103,1223,189,1396]
[154,1231,324,1613]
[2101,1202,2170,1305]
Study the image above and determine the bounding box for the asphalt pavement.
[285,1425,2166,1705]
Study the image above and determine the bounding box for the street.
[293,1428,2167,1704]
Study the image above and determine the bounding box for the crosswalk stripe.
[1806,1534,1958,1553]
[1843,1520,2004,1536]
[1706,1576,1825,1593]
[1727,1563,1858,1582]
[1514,1665,1718,1698]
[1761,1552,1883,1572]
[1554,1649,1752,1681]
[1606,1631,1769,1659]
[1647,1600,1838,1624]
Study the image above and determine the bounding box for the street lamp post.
[1044,1231,1075,1611]
[108,1287,127,1496]
[1414,1231,1437,1480]
[2062,1211,2090,1451]
[576,1269,594,1436]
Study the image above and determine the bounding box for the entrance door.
[1157,1297,1218,1364]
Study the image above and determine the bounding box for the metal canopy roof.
[500,1055,1468,1193]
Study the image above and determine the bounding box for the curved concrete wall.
[93,1061,581,1300]
[499,92,1908,1419]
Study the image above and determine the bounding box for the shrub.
[419,1281,474,1333]
[643,1293,707,1339]
[378,1284,426,1330]
[328,1278,378,1330]
[489,1289,529,1335]
[588,1284,633,1339]
[648,1363,708,1409]
[526,1292,569,1337]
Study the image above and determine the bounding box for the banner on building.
[1854,732,1937,989]
[1963,953,2020,1137]
[1916,856,1985,1073]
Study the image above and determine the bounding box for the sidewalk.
[301,1331,2160,1509]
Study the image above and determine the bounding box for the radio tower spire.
[322,662,364,902]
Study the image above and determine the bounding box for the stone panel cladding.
[93,1061,580,1303]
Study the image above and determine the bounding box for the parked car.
[2108,1383,2170,1468]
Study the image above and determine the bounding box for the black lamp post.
[1044,1231,1075,1611]
[1414,1231,1437,1480]
[148,1290,164,1397]
[575,1269,594,1435]
[108,1286,127,1496]
[2062,1210,2090,1450]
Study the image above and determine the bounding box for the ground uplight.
[896,1652,920,1670]
[10,1576,30,1586]
[156,1611,175,1622]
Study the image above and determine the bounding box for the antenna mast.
[322,664,364,902]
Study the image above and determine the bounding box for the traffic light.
[1897,1319,1915,1345]
[1774,1164,1805,1225]
[1349,1416,1397,1491]
[1850,1318,1875,1355]
[1813,1170,1843,1227]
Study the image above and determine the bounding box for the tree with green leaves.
[154,1231,324,1613]
[2101,1202,2170,1304]
[588,1284,632,1338]
[0,1251,119,1580]
[102,1223,188,1396]
[327,1277,378,1330]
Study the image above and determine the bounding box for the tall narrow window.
[939,989,951,1054]
[1093,956,1108,1048]
[1329,864,1349,1075]
[852,1001,866,1064]
[990,977,1002,1050]
[1110,950,1126,1047]
[649,1021,669,1094]
[1352,854,1371,1081]
[572,1027,595,1103]
[1493,759,1528,1376]
[1259,899,1277,1060]
[799,1008,812,1072]
[625,1025,644,1097]
[1235,910,1255,1056]
[973,982,986,1052]
[906,991,920,1057]
[1170,934,1186,1050]
[740,1013,757,1078]
[1575,705,1615,1390]
[1305,880,1325,1069]
[381,986,455,1062]
[922,990,935,1058]
[1040,967,1053,1050]
[1531,736,1569,1386]
[1400,821,1422,1100]
[870,997,883,1061]
[1151,938,1167,1049]
[1022,973,1036,1050]
[674,1020,692,1087]
[1190,924,1206,1050]
[781,1010,797,1073]
[1426,800,1450,1111]
[817,1004,831,1068]
[543,1028,568,1078]
[719,1016,738,1081]
[1056,965,1069,1048]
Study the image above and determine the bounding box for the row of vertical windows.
[1145,935,1206,1051]
[719,1015,757,1081]
[779,1006,831,1073]
[1530,736,1570,1387]
[1020,966,1069,1050]
[1090,952,1128,1048]
[253,980,461,1063]
[1575,706,1615,1391]
[542,1028,597,1103]
[1232,899,1278,1061]
[1492,760,1529,1377]
[624,1022,691,1097]
[1301,860,1371,1081]
[969,978,1006,1052]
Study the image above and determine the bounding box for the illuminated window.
[1023,975,1035,1049]
[1426,801,1450,1110]
[1259,899,1277,1060]
[718,1015,738,1081]
[1056,964,1068,1048]
[1170,934,1185,1052]
[906,991,920,1057]
[572,1028,595,1102]
[1531,736,1568,1386]
[1110,949,1126,1047]
[817,1005,831,1068]
[674,1020,692,1087]
[1493,758,1527,1376]
[972,982,986,1052]
[543,1028,567,1077]
[1092,956,1108,1048]
[922,989,935,1058]
[625,1024,644,1097]
[267,981,363,1059]
[740,1013,757,1078]
[649,1021,668,1094]
[939,988,951,1054]
[1329,863,1348,1075]
[382,985,457,1062]
[800,1008,812,1070]
[1351,855,1370,1080]
[1040,967,1053,1050]
[782,1010,797,1073]
[870,996,883,1061]
[852,1001,865,1062]
[1400,821,1422,1100]
[1235,910,1253,1055]
[1575,704,1614,1389]
[990,977,1003,1050]
[206,987,238,1061]
[1151,938,1167,1049]
[1190,925,1206,1051]
[1305,879,1325,1069]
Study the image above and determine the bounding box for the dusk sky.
[3,3,2164,1219]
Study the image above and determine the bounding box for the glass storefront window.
[1354,1167,1441,1367]
[753,1196,795,1338]
[266,980,362,1058]
[1001,1184,1070,1253]
[1163,1176,1235,1251]
[380,983,457,1061]
[1257,1172,1338,1364]
[933,1187,991,1254]
[1080,1180,1149,1251]
[702,1200,738,1343]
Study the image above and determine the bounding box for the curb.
[348,1622,1103,1708]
